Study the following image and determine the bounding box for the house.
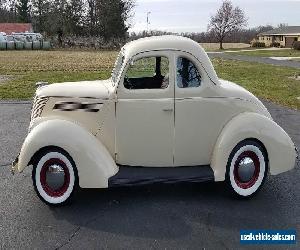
[256,26,300,48]
[0,23,33,35]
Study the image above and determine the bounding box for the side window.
[177,57,201,88]
[124,56,169,90]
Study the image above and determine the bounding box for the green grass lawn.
[199,43,250,52]
[0,50,299,110]
[213,58,300,110]
[229,49,300,57]
[0,50,118,99]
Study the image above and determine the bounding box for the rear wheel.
[225,140,268,198]
[32,148,78,206]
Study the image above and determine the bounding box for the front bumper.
[11,155,19,175]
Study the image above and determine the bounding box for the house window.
[280,36,283,41]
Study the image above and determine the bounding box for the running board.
[109,165,215,187]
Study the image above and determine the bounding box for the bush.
[270,42,280,47]
[292,41,300,50]
[252,42,265,48]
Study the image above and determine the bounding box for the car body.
[12,35,297,205]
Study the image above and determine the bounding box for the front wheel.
[225,140,268,198]
[32,148,78,206]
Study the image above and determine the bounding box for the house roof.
[259,26,300,36]
[0,23,33,35]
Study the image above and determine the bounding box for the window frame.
[174,51,209,98]
[117,51,174,100]
[112,51,125,86]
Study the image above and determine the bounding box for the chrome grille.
[31,96,49,121]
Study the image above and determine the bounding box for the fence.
[0,41,51,50]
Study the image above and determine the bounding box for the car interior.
[124,56,169,89]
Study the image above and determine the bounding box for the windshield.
[111,52,125,85]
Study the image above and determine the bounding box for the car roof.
[124,35,197,52]
[122,35,219,85]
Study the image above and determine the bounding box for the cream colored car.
[12,36,297,205]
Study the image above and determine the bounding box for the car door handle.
[163,108,174,112]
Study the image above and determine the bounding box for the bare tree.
[86,0,96,35]
[208,0,247,49]
[86,0,135,40]
[31,1,50,32]
[0,0,18,22]
[278,23,288,29]
[16,0,30,22]
[1,0,135,46]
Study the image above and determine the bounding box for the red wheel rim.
[40,158,70,198]
[233,151,260,189]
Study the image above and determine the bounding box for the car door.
[174,52,253,167]
[116,51,175,167]
[174,52,215,166]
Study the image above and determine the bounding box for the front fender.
[211,112,297,181]
[18,119,118,188]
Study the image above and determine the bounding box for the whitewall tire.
[32,148,78,206]
[225,140,268,198]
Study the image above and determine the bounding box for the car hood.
[218,79,272,119]
[36,79,115,99]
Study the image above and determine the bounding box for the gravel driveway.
[208,52,300,68]
[0,101,299,249]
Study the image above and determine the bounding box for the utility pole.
[147,11,151,33]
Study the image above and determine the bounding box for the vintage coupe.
[12,36,297,205]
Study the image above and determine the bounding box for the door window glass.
[124,56,169,89]
[177,57,201,88]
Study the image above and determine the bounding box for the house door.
[285,37,297,48]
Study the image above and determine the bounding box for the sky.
[129,0,300,33]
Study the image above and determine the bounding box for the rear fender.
[211,112,296,181]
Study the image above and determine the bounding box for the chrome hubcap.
[45,165,66,190]
[237,157,256,182]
